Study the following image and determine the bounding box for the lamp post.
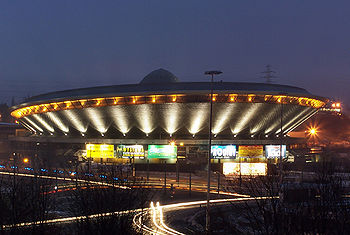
[204,70,222,234]
[278,93,286,191]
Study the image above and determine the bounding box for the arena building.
[10,69,327,175]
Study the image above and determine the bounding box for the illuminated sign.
[147,145,177,159]
[211,145,236,159]
[223,162,267,176]
[116,145,145,159]
[238,145,263,158]
[265,145,286,159]
[86,144,114,159]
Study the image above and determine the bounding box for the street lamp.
[204,70,222,234]
[308,127,318,136]
[278,93,286,187]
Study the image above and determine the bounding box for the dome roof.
[140,68,179,84]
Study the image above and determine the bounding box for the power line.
[261,65,277,84]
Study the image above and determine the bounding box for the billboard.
[211,145,237,159]
[238,145,263,158]
[86,144,114,159]
[265,145,287,159]
[116,145,145,159]
[148,145,177,159]
[223,162,267,176]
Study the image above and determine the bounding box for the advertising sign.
[86,144,114,159]
[238,145,263,158]
[116,145,145,159]
[211,145,237,159]
[265,145,286,159]
[223,162,267,176]
[147,145,177,159]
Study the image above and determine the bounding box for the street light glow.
[308,127,318,136]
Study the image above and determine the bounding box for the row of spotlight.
[31,130,288,139]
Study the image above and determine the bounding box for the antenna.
[261,65,276,83]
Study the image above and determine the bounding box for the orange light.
[133,98,136,104]
[23,158,29,163]
[308,127,318,136]
[80,100,86,106]
[336,103,340,108]
[172,96,176,102]
[180,142,184,146]
[152,97,156,103]
[212,96,216,101]
[170,141,176,146]
[332,103,336,108]
[248,97,252,102]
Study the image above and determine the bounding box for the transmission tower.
[261,65,276,83]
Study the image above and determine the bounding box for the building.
[10,69,327,174]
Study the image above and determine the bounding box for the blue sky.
[0,1,349,106]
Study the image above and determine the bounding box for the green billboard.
[147,145,177,159]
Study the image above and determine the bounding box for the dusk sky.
[1,1,349,106]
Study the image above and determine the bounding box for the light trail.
[3,208,144,230]
[0,170,250,197]
[1,189,274,234]
[0,169,262,234]
[150,202,172,234]
[0,171,130,190]
[133,211,162,234]
[157,202,184,235]
[136,197,275,234]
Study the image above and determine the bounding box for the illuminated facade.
[10,69,327,172]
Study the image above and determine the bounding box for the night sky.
[1,1,349,107]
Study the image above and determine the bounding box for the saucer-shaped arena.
[11,69,327,140]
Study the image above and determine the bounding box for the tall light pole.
[279,93,286,188]
[205,70,222,234]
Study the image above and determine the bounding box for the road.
[0,169,259,233]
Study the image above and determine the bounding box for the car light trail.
[139,197,275,234]
[1,179,273,235]
[0,171,130,190]
[3,208,144,229]
[0,169,272,234]
[156,202,184,235]
[133,211,162,234]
